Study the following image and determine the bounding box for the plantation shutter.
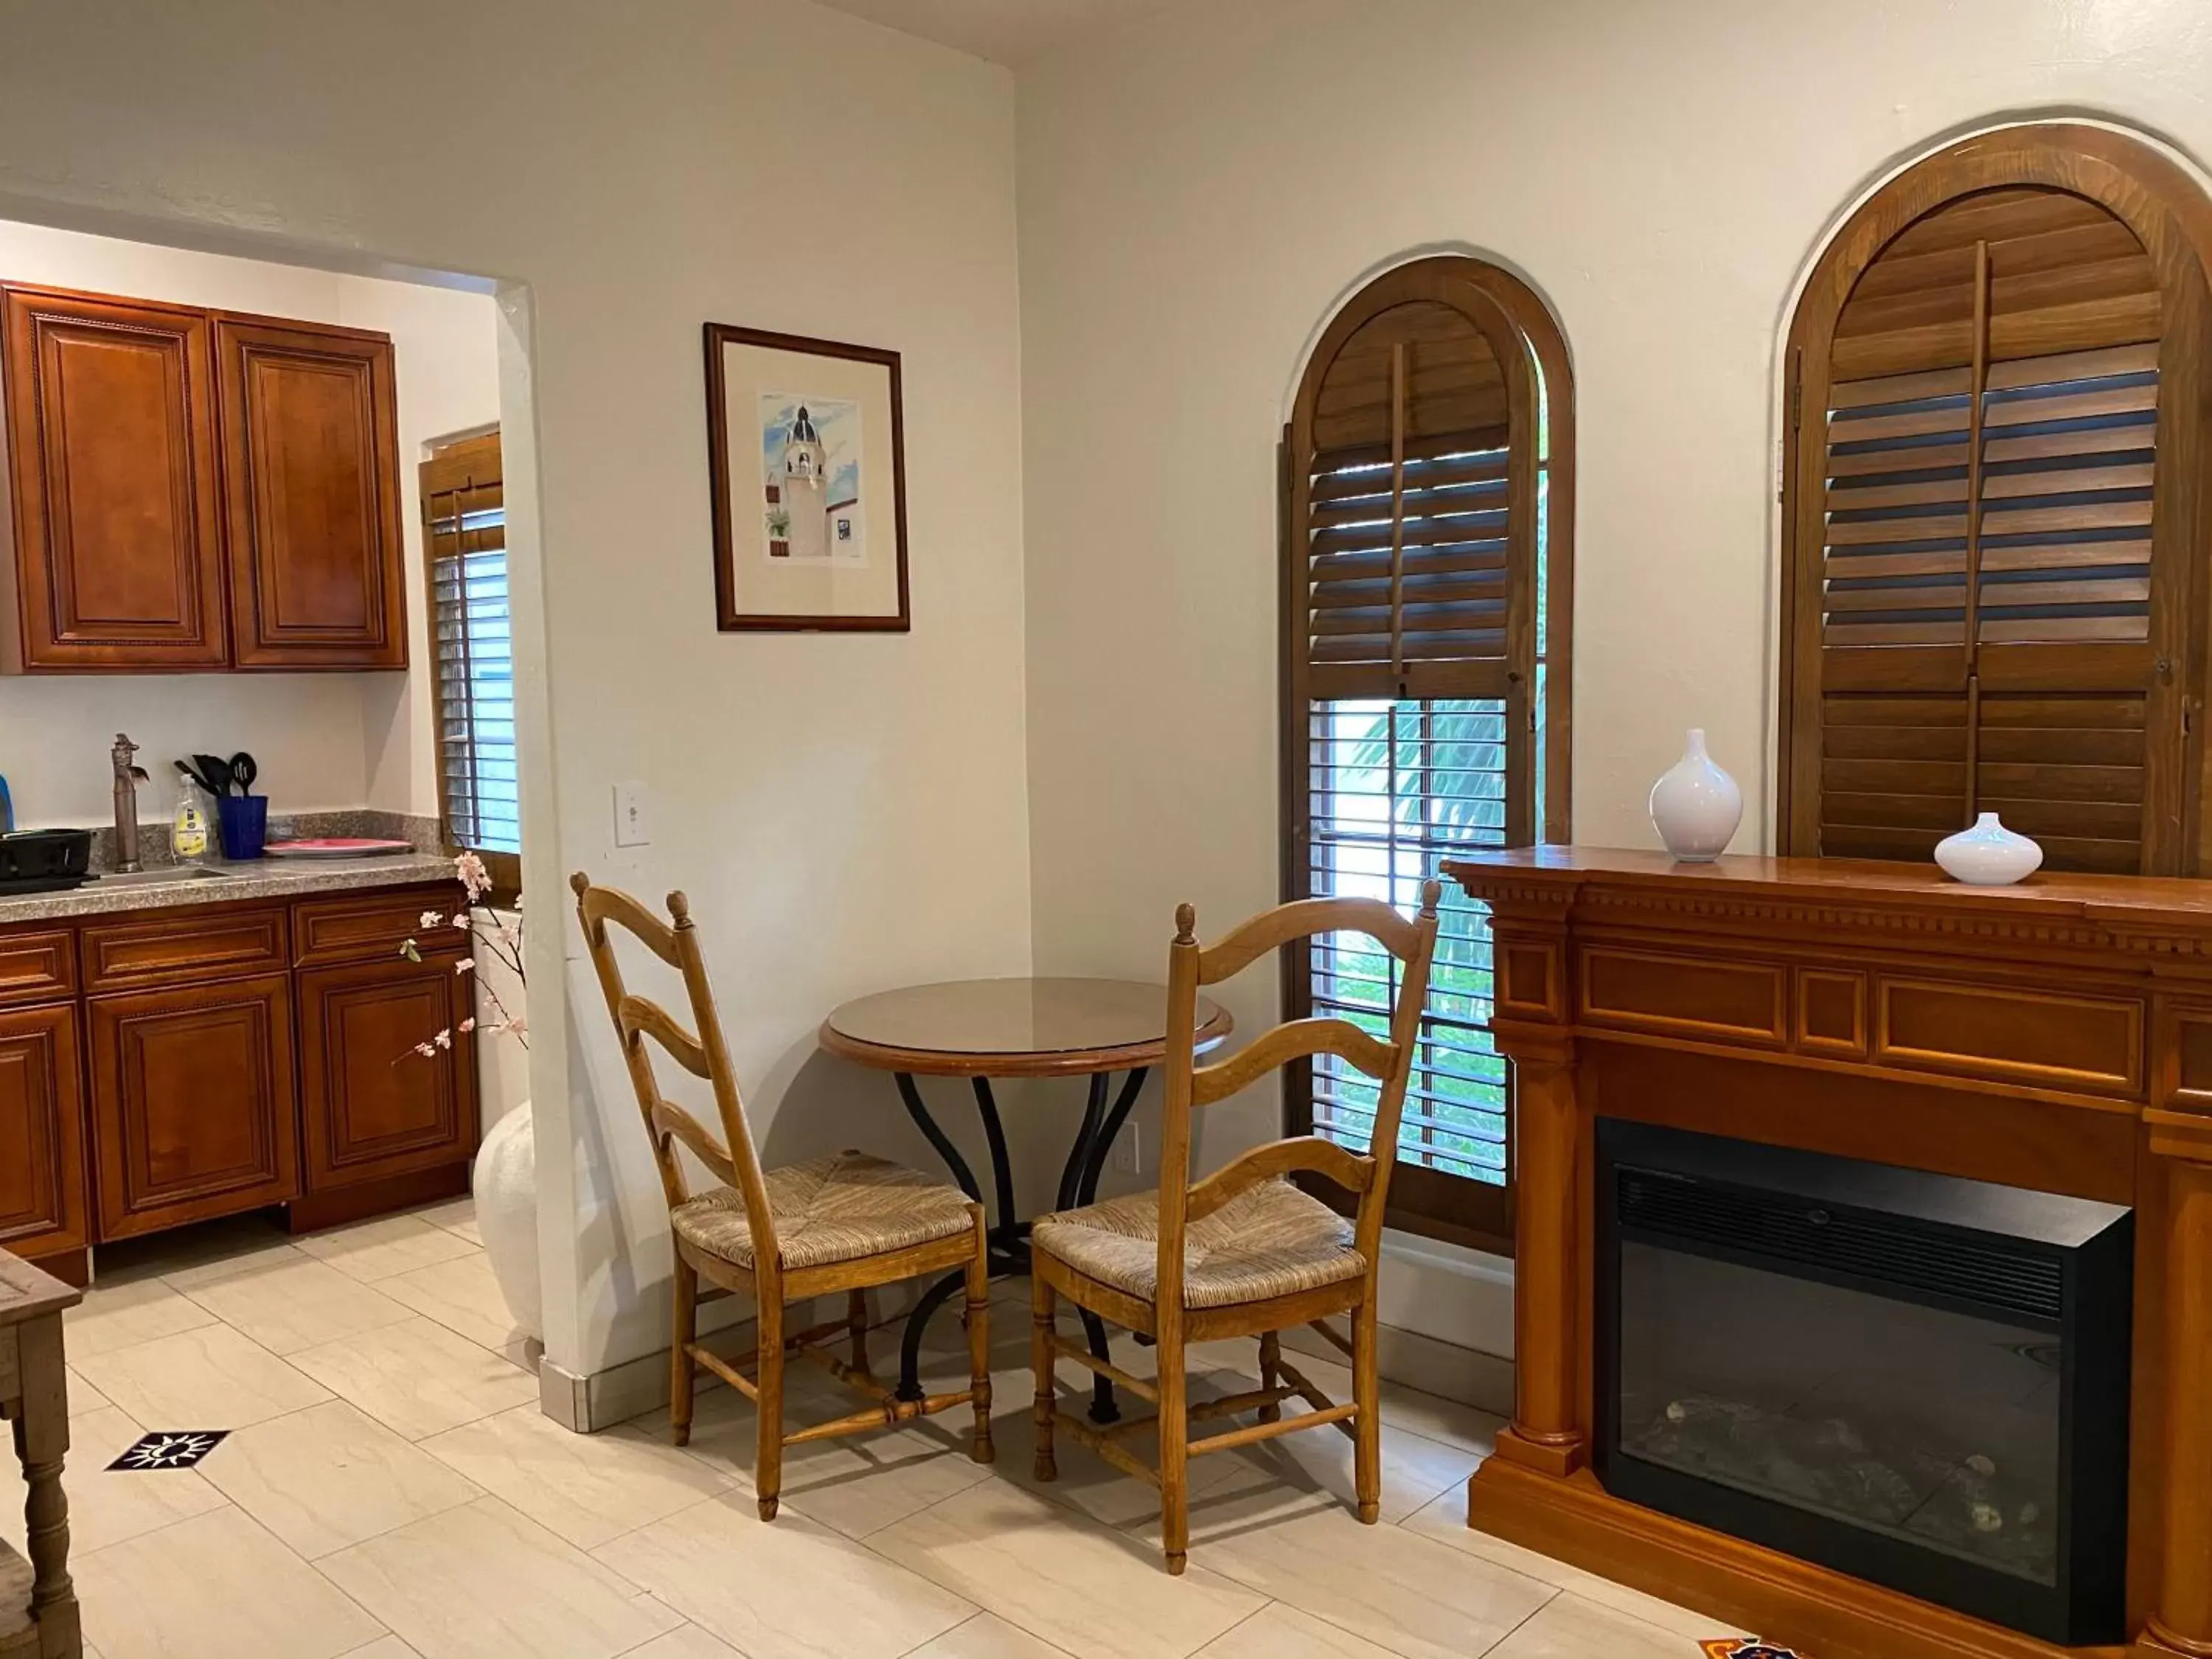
[421,431,521,891]
[1284,258,1563,1248]
[1786,131,2212,875]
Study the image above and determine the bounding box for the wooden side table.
[0,1251,80,1659]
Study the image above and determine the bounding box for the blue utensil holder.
[218,796,268,860]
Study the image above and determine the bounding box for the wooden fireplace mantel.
[1441,847,2212,1659]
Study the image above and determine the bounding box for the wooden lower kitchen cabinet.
[298,952,476,1195]
[0,1004,86,1265]
[86,972,299,1241]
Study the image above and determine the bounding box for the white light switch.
[613,780,651,847]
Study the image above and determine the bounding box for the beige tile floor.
[10,1203,1755,1659]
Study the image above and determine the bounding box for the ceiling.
[811,0,1165,66]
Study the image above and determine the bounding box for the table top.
[0,1250,79,1326]
[820,976,1233,1078]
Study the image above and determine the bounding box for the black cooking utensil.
[228,752,259,797]
[189,754,234,798]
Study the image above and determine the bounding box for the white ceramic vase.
[1649,728,1743,862]
[473,1102,542,1341]
[1935,813,2044,886]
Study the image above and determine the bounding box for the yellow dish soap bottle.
[171,773,211,864]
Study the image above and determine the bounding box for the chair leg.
[1158,1324,1189,1575]
[669,1257,698,1447]
[756,1293,785,1522]
[1031,1276,1059,1482]
[966,1209,995,1464]
[1256,1329,1282,1425]
[1352,1294,1380,1525]
[847,1288,870,1376]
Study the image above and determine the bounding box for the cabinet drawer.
[82,905,288,992]
[0,931,75,1009]
[294,887,460,967]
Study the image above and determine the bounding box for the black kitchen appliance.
[0,827,94,894]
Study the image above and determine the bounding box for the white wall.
[1014,0,2212,1352]
[0,220,498,828]
[0,0,1034,1380]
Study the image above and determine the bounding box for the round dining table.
[820,976,1231,1419]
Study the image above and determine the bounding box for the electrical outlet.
[1113,1124,1141,1176]
[613,780,651,847]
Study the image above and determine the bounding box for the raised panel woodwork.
[1795,968,1869,1057]
[215,315,405,669]
[1874,975,2143,1095]
[299,956,477,1192]
[88,973,298,1239]
[81,905,287,992]
[293,886,459,967]
[1578,947,1787,1045]
[1,285,228,669]
[0,1004,84,1259]
[0,932,74,1010]
[1498,942,1562,1021]
[2159,1003,2212,1113]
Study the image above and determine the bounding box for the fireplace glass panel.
[1618,1242,2061,1586]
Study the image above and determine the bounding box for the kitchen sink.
[91,866,236,887]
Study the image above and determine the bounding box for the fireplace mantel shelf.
[1442,846,2212,1659]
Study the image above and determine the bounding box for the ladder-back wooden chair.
[571,874,994,1519]
[1028,883,1441,1573]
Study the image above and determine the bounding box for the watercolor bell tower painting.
[761,394,864,564]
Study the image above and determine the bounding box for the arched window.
[1281,255,1573,1248]
[1780,124,2212,874]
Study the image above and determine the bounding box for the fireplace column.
[2146,1128,2212,1658]
[1488,911,1586,1476]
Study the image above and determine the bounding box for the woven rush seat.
[1032,1178,1363,1308]
[673,1150,975,1271]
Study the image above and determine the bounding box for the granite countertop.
[0,852,461,925]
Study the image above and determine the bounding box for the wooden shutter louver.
[1783,127,2212,875]
[422,432,521,877]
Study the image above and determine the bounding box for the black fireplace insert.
[1595,1119,2133,1646]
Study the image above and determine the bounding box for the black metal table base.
[894,1068,1147,1422]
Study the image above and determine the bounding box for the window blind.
[421,434,521,870]
[1282,257,1573,1247]
[1787,147,2202,877]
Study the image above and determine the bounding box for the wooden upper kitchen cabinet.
[0,284,229,669]
[0,282,408,673]
[215,314,406,669]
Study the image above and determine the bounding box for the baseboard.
[1276,1315,1514,1417]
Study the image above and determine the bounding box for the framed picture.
[703,323,911,632]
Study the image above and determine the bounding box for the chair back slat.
[619,994,712,1079]
[1152,884,1442,1316]
[1188,1017,1396,1107]
[1196,895,1426,987]
[571,873,782,1277]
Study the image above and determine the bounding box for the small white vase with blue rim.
[1934,813,2043,886]
[1649,728,1743,862]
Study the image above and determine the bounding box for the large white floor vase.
[1935,813,2045,886]
[1649,728,1743,862]
[473,1102,543,1341]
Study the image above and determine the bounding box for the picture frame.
[703,322,911,632]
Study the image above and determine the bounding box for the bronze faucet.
[111,734,148,873]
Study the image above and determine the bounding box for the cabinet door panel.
[88,974,298,1238]
[215,317,404,668]
[2,286,227,668]
[299,957,476,1192]
[0,1003,86,1259]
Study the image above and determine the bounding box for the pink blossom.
[419,910,445,929]
[454,958,475,975]
[454,851,492,901]
[453,912,473,931]
[434,1029,453,1049]
[413,1041,439,1059]
[458,1018,476,1034]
